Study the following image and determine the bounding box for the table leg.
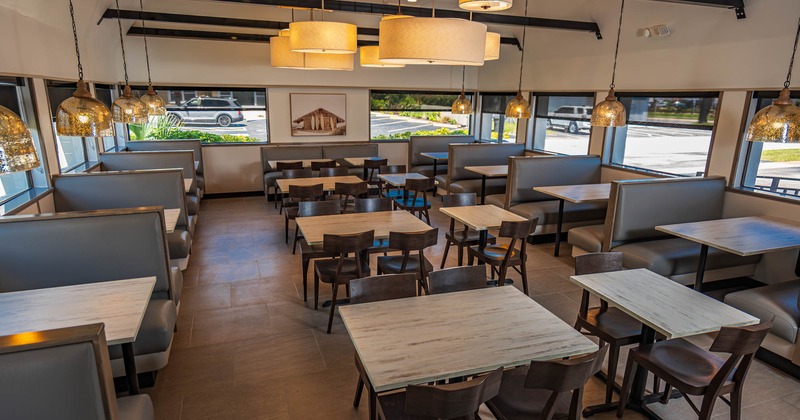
[363,167,368,181]
[694,244,709,292]
[432,159,438,197]
[795,250,800,278]
[480,175,487,205]
[122,342,140,395]
[554,199,565,257]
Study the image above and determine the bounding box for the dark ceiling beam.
[650,0,745,19]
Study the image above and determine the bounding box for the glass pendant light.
[137,0,166,116]
[505,0,530,118]
[289,0,357,54]
[747,18,800,143]
[56,0,113,137]
[591,0,627,128]
[459,0,512,12]
[452,66,473,114]
[112,1,148,124]
[0,105,40,173]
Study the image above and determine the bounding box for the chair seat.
[580,307,642,341]
[630,339,729,394]
[118,395,155,420]
[300,241,332,258]
[568,224,604,253]
[468,244,521,265]
[487,364,571,420]
[446,229,496,245]
[314,258,371,283]
[382,189,403,199]
[378,391,449,420]
[377,255,433,276]
[394,197,431,208]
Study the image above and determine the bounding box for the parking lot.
[370,112,465,138]
[179,110,268,141]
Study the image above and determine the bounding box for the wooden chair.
[313,230,374,333]
[617,320,773,420]
[467,218,537,295]
[378,367,504,420]
[487,344,608,420]
[276,161,303,171]
[284,183,324,244]
[354,198,395,255]
[335,181,368,214]
[394,177,434,224]
[428,265,488,294]
[440,193,496,268]
[278,168,312,214]
[294,201,341,293]
[349,273,418,420]
[377,228,438,295]
[363,158,388,182]
[377,164,407,199]
[311,160,336,171]
[319,166,349,177]
[572,251,642,405]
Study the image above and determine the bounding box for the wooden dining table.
[533,183,611,256]
[276,175,363,193]
[419,152,448,195]
[464,165,508,204]
[439,204,527,248]
[344,157,383,180]
[296,210,432,246]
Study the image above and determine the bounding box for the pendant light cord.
[115,0,130,85]
[138,0,153,87]
[397,0,401,15]
[461,66,466,92]
[609,0,626,90]
[68,0,83,80]
[785,17,800,88]
[517,0,529,91]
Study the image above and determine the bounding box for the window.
[370,91,472,141]
[47,80,89,171]
[95,84,123,152]
[0,77,45,206]
[477,93,518,143]
[606,92,719,176]
[739,91,800,198]
[531,93,595,155]
[128,87,268,143]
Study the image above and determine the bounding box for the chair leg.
[440,240,451,269]
[314,271,320,310]
[369,388,377,420]
[327,283,339,334]
[616,356,638,418]
[353,376,364,407]
[457,245,464,267]
[605,344,621,404]
[698,392,718,420]
[302,257,310,302]
[284,216,289,244]
[660,384,672,404]
[498,265,508,287]
[519,262,529,295]
[730,388,742,420]
[292,226,300,254]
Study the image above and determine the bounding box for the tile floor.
[145,195,800,419]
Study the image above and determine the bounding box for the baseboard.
[203,191,265,199]
[756,348,800,380]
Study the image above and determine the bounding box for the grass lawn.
[761,148,800,162]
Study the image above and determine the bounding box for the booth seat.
[126,139,205,195]
[569,177,760,285]
[484,155,606,236]
[0,208,178,377]
[407,135,473,177]
[436,143,525,196]
[52,170,194,270]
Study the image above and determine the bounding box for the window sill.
[0,187,53,216]
[602,163,678,178]
[727,186,800,205]
[63,161,100,174]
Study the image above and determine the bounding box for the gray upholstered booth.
[0,207,178,376]
[569,176,760,285]
[437,143,525,195]
[52,169,194,270]
[408,135,474,177]
[485,155,606,236]
[100,151,200,215]
[0,324,154,420]
[322,143,379,171]
[125,139,205,195]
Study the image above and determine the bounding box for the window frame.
[476,92,520,144]
[369,90,474,141]
[530,92,596,155]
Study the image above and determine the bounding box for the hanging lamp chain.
[517,0,529,92]
[784,17,800,87]
[115,0,130,85]
[138,0,153,87]
[609,0,625,90]
[68,0,83,80]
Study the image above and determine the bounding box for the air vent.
[650,0,746,19]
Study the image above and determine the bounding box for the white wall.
[267,87,370,143]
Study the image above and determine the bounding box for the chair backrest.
[388,228,439,252]
[354,197,393,213]
[504,155,602,208]
[364,158,388,169]
[298,200,341,217]
[706,319,773,391]
[448,143,525,183]
[408,135,473,168]
[261,145,323,173]
[288,183,324,201]
[126,139,203,174]
[282,168,313,179]
[320,167,349,177]
[405,367,503,419]
[0,324,119,420]
[99,151,196,193]
[574,252,623,276]
[405,176,435,192]
[277,161,304,171]
[380,164,406,174]
[311,160,337,170]
[322,230,375,256]
[335,181,368,196]
[442,193,477,208]
[499,218,538,240]
[428,266,488,294]
[349,273,418,304]
[322,143,379,161]
[603,177,726,250]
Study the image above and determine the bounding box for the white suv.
[547,106,592,134]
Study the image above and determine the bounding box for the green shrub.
[371,127,467,141]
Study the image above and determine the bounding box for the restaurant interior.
[2,0,800,419]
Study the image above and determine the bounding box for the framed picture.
[290,93,347,136]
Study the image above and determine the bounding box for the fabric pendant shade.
[360,46,405,68]
[459,0,512,11]
[591,88,626,127]
[379,17,487,66]
[289,21,357,54]
[140,87,167,116]
[485,32,501,61]
[270,31,353,71]
[112,85,148,124]
[57,80,114,137]
[0,106,40,173]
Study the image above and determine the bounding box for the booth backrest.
[408,135,474,167]
[99,151,196,194]
[126,139,204,174]
[53,170,188,228]
[505,155,602,207]
[0,208,172,300]
[603,176,726,250]
[448,143,526,182]
[322,144,379,163]
[260,146,323,173]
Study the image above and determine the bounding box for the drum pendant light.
[459,0,512,12]
[452,66,473,114]
[505,0,530,118]
[0,105,40,173]
[591,0,627,128]
[111,0,147,124]
[360,46,405,68]
[289,0,357,54]
[56,0,113,137]
[747,18,800,143]
[271,13,354,71]
[137,0,166,116]
[485,32,501,61]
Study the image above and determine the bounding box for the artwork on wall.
[290,93,347,136]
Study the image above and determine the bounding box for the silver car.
[547,105,592,134]
[166,97,245,127]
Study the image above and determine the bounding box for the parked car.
[166,97,245,127]
[547,106,593,134]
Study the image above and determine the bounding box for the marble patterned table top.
[378,173,428,187]
[339,287,598,392]
[163,208,180,233]
[439,204,527,231]
[533,183,611,203]
[465,165,508,177]
[0,277,156,345]
[296,210,432,246]
[656,216,800,256]
[419,152,448,160]
[570,268,758,339]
